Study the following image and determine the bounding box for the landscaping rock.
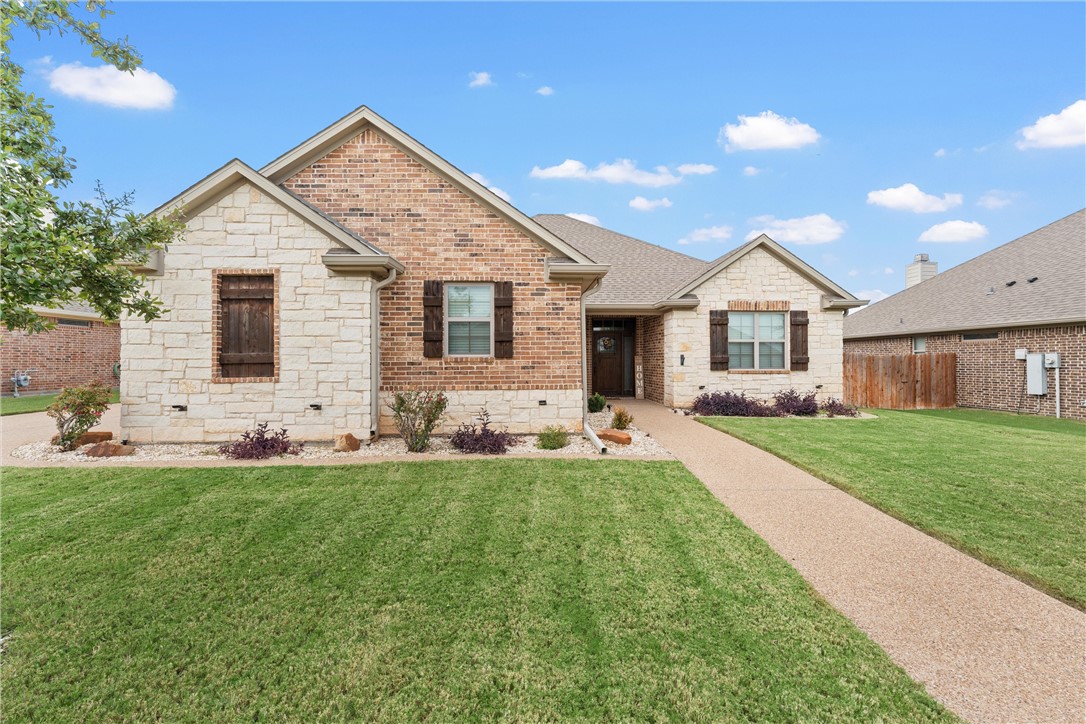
[597,428,632,446]
[83,442,137,457]
[333,433,361,452]
[51,431,113,446]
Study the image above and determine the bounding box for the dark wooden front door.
[592,330,624,395]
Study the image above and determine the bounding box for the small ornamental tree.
[389,390,448,452]
[47,382,112,450]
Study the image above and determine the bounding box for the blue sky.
[12,2,1086,302]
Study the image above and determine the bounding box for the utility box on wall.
[1026,353,1047,395]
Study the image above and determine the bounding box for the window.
[57,318,91,328]
[963,332,998,341]
[913,336,927,353]
[728,311,786,370]
[446,283,493,356]
[217,273,276,380]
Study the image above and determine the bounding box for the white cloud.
[745,213,846,244]
[530,158,714,188]
[468,71,493,88]
[677,225,733,245]
[918,220,988,243]
[629,196,673,212]
[742,166,761,176]
[1017,100,1086,149]
[866,183,962,213]
[564,213,600,226]
[535,86,554,96]
[934,148,947,158]
[855,289,890,304]
[719,110,820,152]
[884,267,894,275]
[468,172,511,203]
[977,190,1014,210]
[676,163,717,175]
[46,62,175,110]
[847,269,859,277]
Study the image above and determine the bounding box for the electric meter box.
[1026,353,1048,395]
[1044,353,1061,369]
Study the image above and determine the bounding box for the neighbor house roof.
[536,215,864,311]
[844,209,1086,339]
[534,214,707,308]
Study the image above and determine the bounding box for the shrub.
[536,425,570,450]
[772,388,819,417]
[389,390,448,452]
[219,422,303,460]
[820,397,860,418]
[691,391,777,417]
[450,408,521,455]
[587,392,607,413]
[611,406,633,430]
[47,382,112,451]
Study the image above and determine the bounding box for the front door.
[592,330,624,396]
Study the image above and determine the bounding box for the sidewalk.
[623,399,1086,724]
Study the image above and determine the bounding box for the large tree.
[1,0,181,333]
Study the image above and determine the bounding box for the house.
[1,303,120,397]
[844,209,1086,420]
[120,106,863,442]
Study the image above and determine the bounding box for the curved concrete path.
[624,399,1085,724]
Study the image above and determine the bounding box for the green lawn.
[2,461,949,721]
[700,409,1086,608]
[0,389,119,416]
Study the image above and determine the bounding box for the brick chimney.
[906,254,938,288]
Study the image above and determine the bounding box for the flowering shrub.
[219,423,303,459]
[691,391,777,417]
[587,392,607,413]
[772,388,819,416]
[820,398,860,417]
[450,408,521,454]
[611,406,633,430]
[47,382,112,451]
[536,425,570,450]
[389,390,448,452]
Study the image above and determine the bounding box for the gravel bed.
[10,427,672,464]
[585,409,672,456]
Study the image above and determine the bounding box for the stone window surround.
[725,300,791,373]
[211,268,280,384]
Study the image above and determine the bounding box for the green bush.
[588,392,607,413]
[389,390,448,452]
[47,382,112,451]
[536,425,570,450]
[611,406,633,430]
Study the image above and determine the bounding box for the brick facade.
[845,324,1085,420]
[282,127,584,433]
[0,318,119,396]
[641,315,665,404]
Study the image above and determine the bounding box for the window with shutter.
[727,311,787,370]
[218,273,276,380]
[445,283,493,356]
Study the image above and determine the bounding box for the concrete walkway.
[624,399,1086,724]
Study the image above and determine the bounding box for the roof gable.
[844,209,1086,339]
[259,106,598,266]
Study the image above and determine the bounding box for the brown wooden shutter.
[709,310,729,370]
[494,281,513,359]
[790,310,809,371]
[220,275,274,379]
[423,280,443,358]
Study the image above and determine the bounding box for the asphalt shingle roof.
[534,214,709,306]
[844,209,1086,339]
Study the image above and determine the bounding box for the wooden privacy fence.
[844,353,957,409]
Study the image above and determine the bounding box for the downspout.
[369,268,398,440]
[580,277,607,454]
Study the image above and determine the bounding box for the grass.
[0,389,119,416]
[2,461,950,721]
[700,409,1086,608]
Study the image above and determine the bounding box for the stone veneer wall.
[282,127,583,435]
[0,318,119,396]
[120,182,373,442]
[662,247,845,407]
[845,324,1085,420]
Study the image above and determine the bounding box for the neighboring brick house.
[120,106,862,442]
[1,304,120,397]
[844,210,1086,420]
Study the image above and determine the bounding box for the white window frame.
[913,335,927,354]
[728,311,788,370]
[444,283,494,358]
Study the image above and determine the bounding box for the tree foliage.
[1,1,182,333]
